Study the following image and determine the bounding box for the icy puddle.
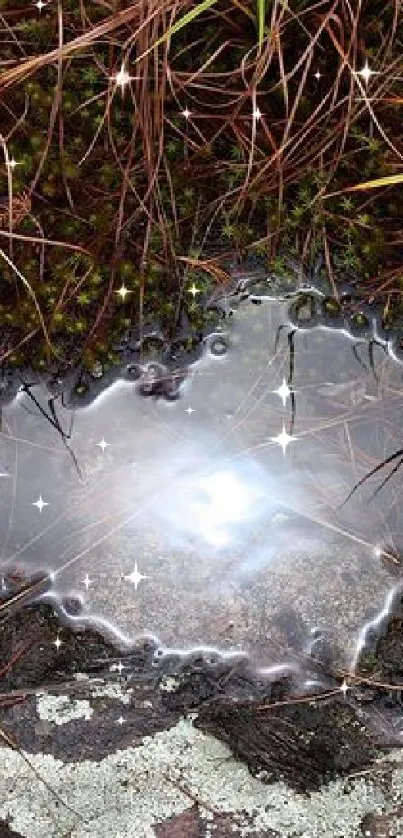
[1,285,403,675]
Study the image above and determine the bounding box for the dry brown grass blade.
[381,96,403,105]
[0,573,50,619]
[0,328,39,366]
[228,0,255,22]
[0,3,163,92]
[177,255,231,285]
[255,687,342,712]
[0,229,92,255]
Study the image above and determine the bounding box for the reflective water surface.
[1,283,403,678]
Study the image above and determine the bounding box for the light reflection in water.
[0,291,403,675]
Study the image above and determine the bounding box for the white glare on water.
[1,289,403,674]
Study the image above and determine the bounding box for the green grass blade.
[134,0,219,65]
[257,0,266,49]
[160,0,218,41]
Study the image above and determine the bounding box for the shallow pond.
[1,276,403,684]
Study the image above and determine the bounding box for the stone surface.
[0,598,402,837]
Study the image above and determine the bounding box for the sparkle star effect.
[123,562,147,591]
[116,716,126,725]
[81,573,93,590]
[340,679,349,697]
[35,0,47,11]
[181,108,191,120]
[32,495,49,513]
[314,71,321,80]
[185,405,195,415]
[110,660,125,675]
[270,425,298,455]
[188,283,201,298]
[115,284,132,301]
[356,60,378,85]
[252,106,262,121]
[53,635,62,650]
[7,157,21,170]
[114,64,131,91]
[273,378,291,407]
[96,438,109,453]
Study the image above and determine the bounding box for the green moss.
[351,312,369,329]
[72,320,88,334]
[0,0,399,376]
[76,292,92,306]
[52,312,66,327]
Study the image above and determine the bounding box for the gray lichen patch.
[88,681,134,705]
[159,675,183,693]
[36,682,134,727]
[0,717,402,838]
[36,693,93,725]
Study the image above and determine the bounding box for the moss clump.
[0,0,401,375]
